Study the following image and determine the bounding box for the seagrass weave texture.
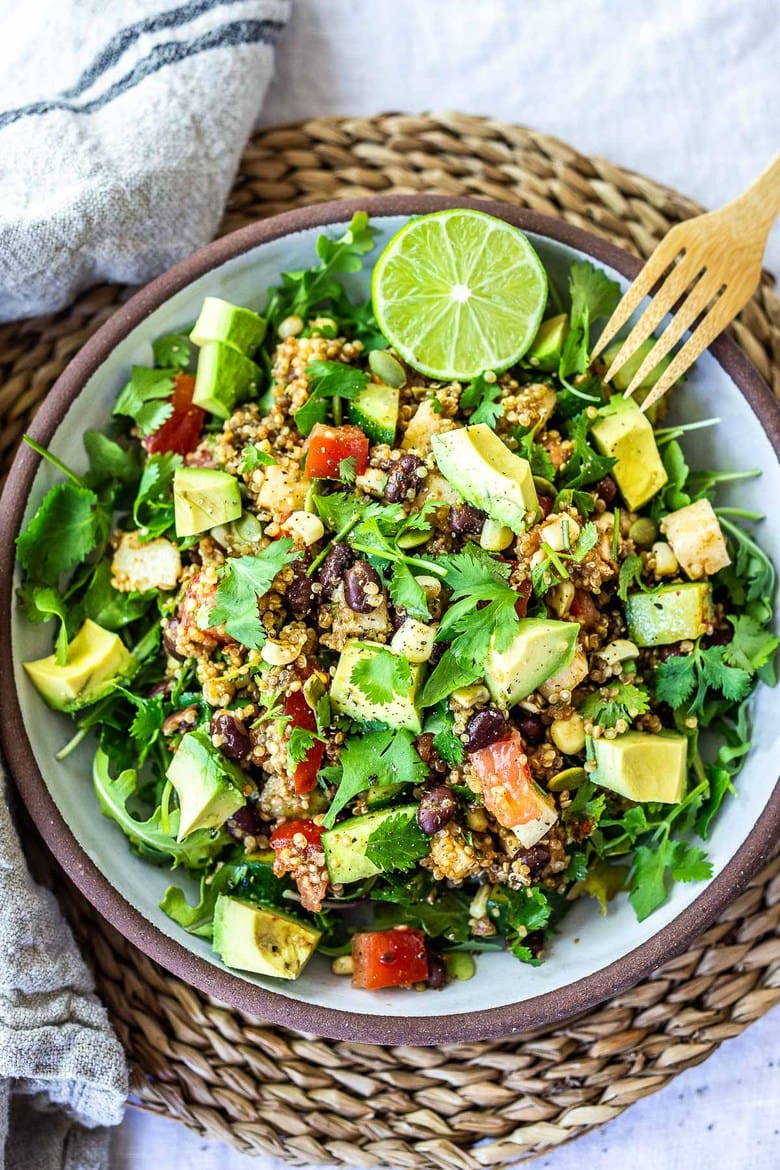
[3,114,779,1166]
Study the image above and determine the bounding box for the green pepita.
[369,349,407,388]
[547,766,588,792]
[444,952,476,981]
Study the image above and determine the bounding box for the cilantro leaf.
[364,812,429,873]
[629,837,712,921]
[699,644,753,703]
[240,445,276,474]
[338,456,357,484]
[315,491,403,534]
[717,516,776,626]
[113,367,176,436]
[559,261,621,378]
[371,877,472,941]
[287,726,324,768]
[152,333,193,370]
[668,840,712,883]
[461,372,503,428]
[208,539,300,649]
[351,646,413,705]
[581,681,650,729]
[654,652,697,708]
[559,412,616,489]
[294,360,370,437]
[617,552,650,602]
[132,452,181,539]
[514,426,556,480]
[16,482,99,586]
[725,614,779,674]
[17,583,69,664]
[322,729,428,828]
[387,561,430,620]
[423,702,465,766]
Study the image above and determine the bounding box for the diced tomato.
[270,818,328,912]
[569,588,600,630]
[177,571,234,646]
[144,373,205,456]
[351,929,429,990]
[538,495,555,519]
[471,728,550,830]
[514,578,532,618]
[284,689,325,795]
[303,423,368,479]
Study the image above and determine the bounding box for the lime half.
[371,209,548,381]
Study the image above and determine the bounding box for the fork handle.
[734,155,780,225]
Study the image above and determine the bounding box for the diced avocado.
[173,467,242,537]
[603,339,672,392]
[212,895,320,979]
[190,297,267,355]
[166,728,246,840]
[525,313,568,372]
[192,341,260,419]
[432,424,540,533]
[330,640,424,732]
[322,804,419,884]
[24,619,133,712]
[625,582,712,647]
[484,618,579,706]
[592,730,687,804]
[348,381,400,444]
[591,397,668,511]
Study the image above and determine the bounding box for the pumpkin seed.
[369,349,407,388]
[547,766,588,792]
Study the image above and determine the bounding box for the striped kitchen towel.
[0,0,291,322]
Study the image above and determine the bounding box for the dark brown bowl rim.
[1,194,779,1046]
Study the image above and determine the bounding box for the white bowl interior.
[11,216,780,1020]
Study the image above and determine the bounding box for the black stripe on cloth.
[61,0,254,100]
[0,18,285,131]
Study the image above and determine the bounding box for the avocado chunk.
[166,728,246,839]
[591,398,668,511]
[484,618,579,706]
[192,341,260,419]
[525,313,568,372]
[322,804,419,884]
[592,730,687,804]
[330,640,424,732]
[348,381,400,445]
[173,467,242,537]
[625,583,712,647]
[212,895,320,979]
[431,424,540,533]
[602,338,672,393]
[24,619,133,712]
[190,297,267,355]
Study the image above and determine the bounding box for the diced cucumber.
[348,382,400,444]
[322,804,419,884]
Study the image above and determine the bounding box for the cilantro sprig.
[654,641,752,713]
[559,260,621,379]
[207,539,300,649]
[530,521,598,597]
[460,371,503,428]
[350,645,413,705]
[322,729,428,828]
[294,360,370,436]
[580,681,650,730]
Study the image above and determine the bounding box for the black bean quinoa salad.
[17,211,778,990]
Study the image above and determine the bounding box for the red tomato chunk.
[284,689,325,795]
[470,728,547,830]
[144,372,205,456]
[351,929,429,990]
[304,423,368,479]
[270,818,328,912]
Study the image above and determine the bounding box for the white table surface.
[116,1,779,1166]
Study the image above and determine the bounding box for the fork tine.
[590,232,685,360]
[602,265,706,386]
[638,297,731,414]
[622,273,719,398]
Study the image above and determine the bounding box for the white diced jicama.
[660,499,731,579]
[111,533,181,593]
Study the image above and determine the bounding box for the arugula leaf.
[132,452,181,539]
[152,332,193,370]
[655,643,752,713]
[351,646,413,706]
[650,439,691,520]
[208,539,300,649]
[113,367,176,436]
[16,483,99,586]
[559,261,621,378]
[294,360,370,436]
[580,680,650,729]
[322,729,428,828]
[364,811,429,873]
[717,515,776,626]
[559,412,616,489]
[78,558,153,630]
[570,858,628,914]
[460,372,503,428]
[387,561,430,619]
[338,456,357,484]
[17,583,69,664]
[240,445,276,474]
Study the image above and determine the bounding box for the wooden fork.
[592,155,780,413]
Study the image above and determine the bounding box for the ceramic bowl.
[2,196,778,1044]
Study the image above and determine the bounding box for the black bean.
[161,706,199,736]
[426,947,449,989]
[384,453,423,502]
[417,784,457,835]
[703,626,732,648]
[593,475,618,505]
[162,618,185,661]
[429,639,446,666]
[317,542,355,599]
[514,843,551,880]
[654,641,684,663]
[414,733,435,765]
[450,503,487,535]
[287,560,314,615]
[226,803,264,842]
[465,708,510,753]
[512,710,546,745]
[146,679,172,698]
[343,561,382,613]
[210,711,251,762]
[523,930,546,959]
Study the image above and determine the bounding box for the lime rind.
[372,209,548,381]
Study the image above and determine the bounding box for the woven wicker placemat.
[4,114,779,1166]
